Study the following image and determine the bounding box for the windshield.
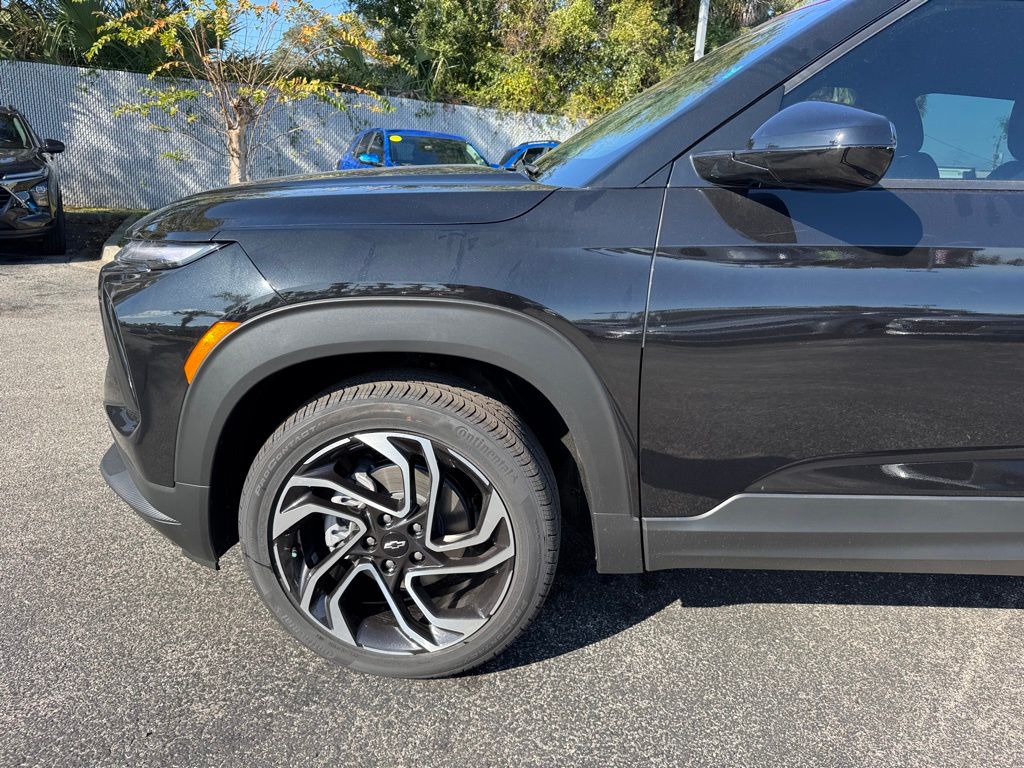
[498,147,521,166]
[534,0,838,186]
[388,134,489,166]
[0,114,29,150]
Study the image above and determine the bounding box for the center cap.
[380,532,409,557]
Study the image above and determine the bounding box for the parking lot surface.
[2,258,1023,767]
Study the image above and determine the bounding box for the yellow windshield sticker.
[389,135,403,142]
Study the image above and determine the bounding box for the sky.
[232,0,348,51]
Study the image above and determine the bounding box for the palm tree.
[0,0,179,71]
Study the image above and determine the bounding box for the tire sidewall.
[239,396,552,678]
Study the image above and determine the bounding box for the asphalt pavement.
[2,256,1023,767]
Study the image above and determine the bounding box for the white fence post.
[695,0,711,60]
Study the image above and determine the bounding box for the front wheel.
[239,375,560,678]
[39,204,66,256]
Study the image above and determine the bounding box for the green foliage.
[85,0,392,182]
[339,0,800,118]
[2,0,804,119]
[0,0,175,70]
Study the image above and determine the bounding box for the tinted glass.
[0,114,29,149]
[368,131,384,155]
[534,1,842,187]
[782,0,1024,181]
[498,147,521,166]
[522,147,547,163]
[388,135,488,166]
[353,131,373,156]
[920,94,1014,180]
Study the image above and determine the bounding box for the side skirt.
[643,494,1024,576]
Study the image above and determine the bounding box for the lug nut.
[412,552,424,562]
[365,536,377,548]
[383,559,396,572]
[411,523,423,535]
[382,514,393,526]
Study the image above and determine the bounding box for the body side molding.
[644,493,1024,575]
[175,297,644,573]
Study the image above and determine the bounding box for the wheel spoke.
[403,545,516,636]
[297,515,367,611]
[272,429,517,655]
[285,467,398,517]
[326,562,439,651]
[427,486,510,553]
[273,496,365,540]
[351,433,420,518]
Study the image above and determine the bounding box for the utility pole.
[694,0,710,60]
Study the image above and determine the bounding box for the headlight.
[29,181,49,208]
[115,240,224,269]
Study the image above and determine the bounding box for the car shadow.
[0,210,134,264]
[477,537,1024,674]
[0,236,67,264]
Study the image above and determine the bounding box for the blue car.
[337,128,491,170]
[494,141,560,169]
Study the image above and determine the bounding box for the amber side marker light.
[184,321,241,383]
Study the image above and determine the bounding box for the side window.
[919,94,1014,180]
[368,131,385,159]
[522,147,547,164]
[352,131,372,157]
[782,0,1024,182]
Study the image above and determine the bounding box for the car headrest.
[880,100,924,155]
[1007,101,1024,160]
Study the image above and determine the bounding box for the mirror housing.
[42,139,65,155]
[358,152,382,166]
[692,101,896,191]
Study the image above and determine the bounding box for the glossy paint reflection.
[230,188,663,441]
[100,244,282,484]
[641,185,1024,517]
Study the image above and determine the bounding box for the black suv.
[0,106,66,254]
[99,0,1024,678]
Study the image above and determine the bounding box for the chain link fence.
[1,60,582,210]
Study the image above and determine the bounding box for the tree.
[335,0,800,120]
[87,0,394,183]
[0,0,175,70]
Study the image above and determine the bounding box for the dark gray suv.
[0,106,66,255]
[100,0,1024,678]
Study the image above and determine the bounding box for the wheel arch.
[175,298,644,573]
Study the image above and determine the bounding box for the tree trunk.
[740,1,772,26]
[227,125,249,184]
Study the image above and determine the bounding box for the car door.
[641,0,1024,530]
[366,130,386,166]
[338,130,364,169]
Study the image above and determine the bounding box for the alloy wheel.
[270,431,516,655]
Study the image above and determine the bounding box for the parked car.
[337,128,490,170]
[100,0,1024,679]
[493,140,560,169]
[0,106,65,254]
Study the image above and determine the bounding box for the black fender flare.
[175,297,644,573]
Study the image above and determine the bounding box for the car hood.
[0,148,46,178]
[132,165,556,241]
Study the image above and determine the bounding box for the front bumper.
[0,219,56,238]
[0,178,55,233]
[100,443,218,568]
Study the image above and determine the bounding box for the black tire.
[39,204,66,256]
[238,374,560,678]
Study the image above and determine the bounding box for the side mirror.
[357,152,382,166]
[692,101,896,191]
[42,139,65,154]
